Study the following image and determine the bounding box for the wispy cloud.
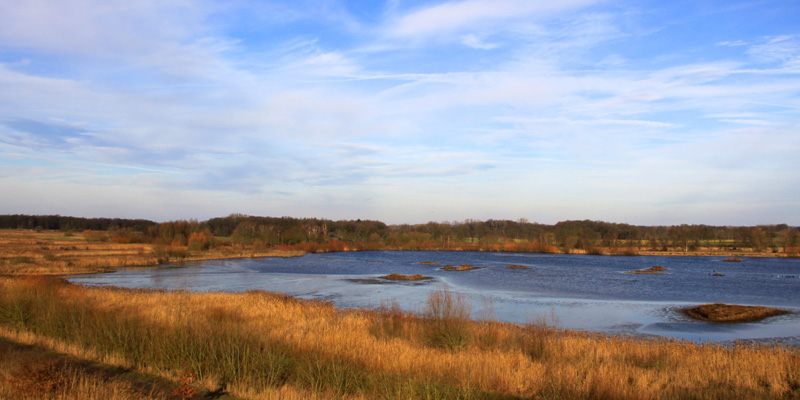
[385,0,601,38]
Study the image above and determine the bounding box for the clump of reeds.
[422,287,472,350]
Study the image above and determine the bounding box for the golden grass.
[379,274,432,281]
[685,303,791,323]
[0,338,176,400]
[0,276,798,399]
[415,261,441,265]
[505,265,531,269]
[0,229,303,275]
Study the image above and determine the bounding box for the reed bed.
[0,230,303,275]
[0,275,798,399]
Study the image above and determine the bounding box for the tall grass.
[422,287,472,350]
[0,275,798,399]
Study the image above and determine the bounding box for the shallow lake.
[66,251,800,344]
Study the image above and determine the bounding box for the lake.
[66,251,800,344]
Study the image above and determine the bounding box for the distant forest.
[1,214,798,254]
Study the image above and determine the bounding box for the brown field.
[0,276,798,399]
[685,303,792,323]
[0,229,303,275]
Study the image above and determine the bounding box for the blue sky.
[1,0,798,225]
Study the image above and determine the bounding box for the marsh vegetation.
[441,264,478,271]
[3,215,799,271]
[685,303,791,323]
[626,265,668,274]
[1,276,798,399]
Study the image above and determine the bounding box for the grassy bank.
[0,276,798,399]
[0,230,304,275]
[1,228,794,276]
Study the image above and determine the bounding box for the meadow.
[0,229,302,275]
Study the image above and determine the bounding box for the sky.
[0,0,798,225]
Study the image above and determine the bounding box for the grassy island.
[685,303,791,323]
[626,266,668,274]
[380,273,432,281]
[442,264,478,271]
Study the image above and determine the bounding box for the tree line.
[0,214,156,232]
[1,214,798,254]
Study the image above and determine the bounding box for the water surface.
[67,251,800,343]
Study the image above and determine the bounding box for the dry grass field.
[0,276,798,399]
[0,229,788,277]
[0,229,303,275]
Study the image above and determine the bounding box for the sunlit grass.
[0,276,797,399]
[0,230,303,275]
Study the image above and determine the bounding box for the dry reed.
[0,276,797,399]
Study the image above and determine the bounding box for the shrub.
[422,287,472,350]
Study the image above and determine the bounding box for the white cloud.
[386,0,602,38]
[748,35,800,70]
[461,34,499,50]
[0,0,210,54]
[717,40,747,47]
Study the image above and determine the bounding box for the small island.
[685,303,790,323]
[626,265,668,274]
[379,273,432,281]
[442,264,478,271]
[416,261,441,265]
[722,258,744,262]
[506,264,532,269]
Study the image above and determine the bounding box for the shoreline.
[1,229,794,277]
[2,274,798,399]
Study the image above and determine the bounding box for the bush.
[422,287,472,350]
